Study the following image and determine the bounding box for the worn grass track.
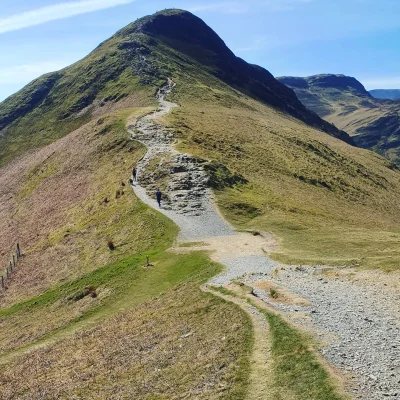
[209,284,349,400]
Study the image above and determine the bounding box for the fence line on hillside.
[0,243,21,292]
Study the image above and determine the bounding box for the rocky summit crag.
[279,74,400,164]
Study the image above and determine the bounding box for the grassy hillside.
[278,74,400,164]
[165,73,400,270]
[0,8,399,398]
[1,10,399,286]
[0,36,157,166]
[0,11,354,168]
[0,105,253,398]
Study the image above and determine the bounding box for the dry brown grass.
[0,107,155,307]
[0,280,251,400]
[0,106,184,357]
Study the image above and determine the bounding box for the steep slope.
[0,9,400,398]
[278,74,400,163]
[1,8,399,285]
[0,11,354,167]
[370,89,400,99]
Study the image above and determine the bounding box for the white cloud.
[0,0,135,34]
[362,78,400,90]
[0,61,73,84]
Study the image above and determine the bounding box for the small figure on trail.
[156,188,162,208]
[132,167,137,181]
[129,178,134,185]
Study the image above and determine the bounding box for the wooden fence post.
[17,243,21,259]
[12,255,16,270]
[1,275,4,290]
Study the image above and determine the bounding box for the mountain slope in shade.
[278,74,400,164]
[0,10,354,166]
[370,89,400,100]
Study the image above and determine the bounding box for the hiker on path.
[156,188,162,208]
[132,167,137,181]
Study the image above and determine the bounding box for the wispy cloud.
[0,61,73,84]
[0,0,135,34]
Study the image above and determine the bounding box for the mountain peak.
[116,8,233,58]
[279,74,371,97]
[0,9,355,162]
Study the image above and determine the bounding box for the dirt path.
[204,285,275,400]
[127,80,233,241]
[129,81,400,400]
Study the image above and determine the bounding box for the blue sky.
[0,0,399,101]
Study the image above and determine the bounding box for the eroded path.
[127,81,233,241]
[129,81,400,400]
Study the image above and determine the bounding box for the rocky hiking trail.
[129,81,400,400]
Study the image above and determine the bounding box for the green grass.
[178,241,208,248]
[262,309,347,400]
[0,250,218,354]
[0,251,216,319]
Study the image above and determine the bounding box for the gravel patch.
[209,255,279,286]
[245,268,400,400]
[133,184,234,241]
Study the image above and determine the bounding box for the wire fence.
[0,243,21,291]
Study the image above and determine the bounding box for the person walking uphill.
[132,167,137,182]
[156,188,162,208]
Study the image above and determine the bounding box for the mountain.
[0,11,354,166]
[370,89,400,100]
[278,74,400,164]
[1,9,400,397]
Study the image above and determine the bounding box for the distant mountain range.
[278,74,400,164]
[370,89,400,100]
